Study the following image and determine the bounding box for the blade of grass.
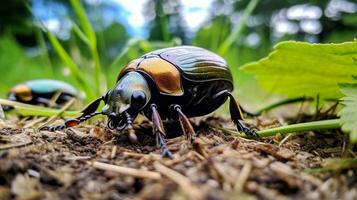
[109,38,142,69]
[47,32,95,100]
[70,0,104,96]
[36,29,54,77]
[254,97,314,115]
[15,107,78,117]
[109,38,181,70]
[0,99,79,117]
[212,119,341,138]
[42,97,76,126]
[70,19,89,45]
[218,0,259,55]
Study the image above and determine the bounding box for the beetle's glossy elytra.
[6,79,77,109]
[41,46,257,158]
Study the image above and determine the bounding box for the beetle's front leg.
[40,96,103,131]
[40,112,101,131]
[171,104,196,144]
[122,112,138,143]
[150,104,173,158]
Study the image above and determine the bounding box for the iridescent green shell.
[143,46,233,83]
[25,79,77,95]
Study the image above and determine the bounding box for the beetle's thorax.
[101,72,151,116]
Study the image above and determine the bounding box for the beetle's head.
[101,72,151,130]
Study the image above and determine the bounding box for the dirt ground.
[0,115,356,200]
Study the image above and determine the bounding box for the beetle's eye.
[131,91,146,110]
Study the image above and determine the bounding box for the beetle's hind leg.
[214,91,258,138]
[150,104,173,158]
[171,105,196,144]
[227,92,258,138]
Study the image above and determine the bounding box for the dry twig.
[91,161,161,180]
[234,161,252,192]
[154,162,203,200]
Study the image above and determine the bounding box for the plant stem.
[258,119,341,137]
[254,97,313,115]
[212,119,341,138]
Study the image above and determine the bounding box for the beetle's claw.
[161,148,173,158]
[237,122,259,139]
[245,128,259,139]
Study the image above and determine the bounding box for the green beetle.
[41,46,257,157]
[5,79,77,110]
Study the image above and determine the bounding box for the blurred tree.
[206,0,356,47]
[97,22,129,64]
[0,0,37,47]
[143,0,188,43]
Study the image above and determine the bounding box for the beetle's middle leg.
[170,104,196,144]
[150,104,173,158]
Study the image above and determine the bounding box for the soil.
[0,115,356,200]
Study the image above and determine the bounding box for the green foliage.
[70,0,103,96]
[242,41,357,99]
[47,32,95,100]
[143,0,187,43]
[218,0,258,55]
[0,98,78,117]
[194,16,231,51]
[339,79,357,143]
[0,36,51,96]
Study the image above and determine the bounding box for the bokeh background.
[0,0,356,110]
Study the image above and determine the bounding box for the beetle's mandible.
[40,46,257,157]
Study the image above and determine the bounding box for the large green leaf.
[339,80,357,143]
[241,41,357,99]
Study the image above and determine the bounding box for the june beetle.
[41,46,256,157]
[5,79,77,110]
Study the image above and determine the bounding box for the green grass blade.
[70,19,90,45]
[47,32,95,100]
[109,38,142,69]
[0,99,79,117]
[70,0,103,96]
[218,0,259,55]
[36,29,54,77]
[70,0,96,48]
[15,107,79,117]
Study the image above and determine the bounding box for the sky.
[33,0,214,39]
[112,0,213,36]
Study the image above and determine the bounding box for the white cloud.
[112,0,147,27]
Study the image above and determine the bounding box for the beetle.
[40,46,257,157]
[5,79,77,110]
